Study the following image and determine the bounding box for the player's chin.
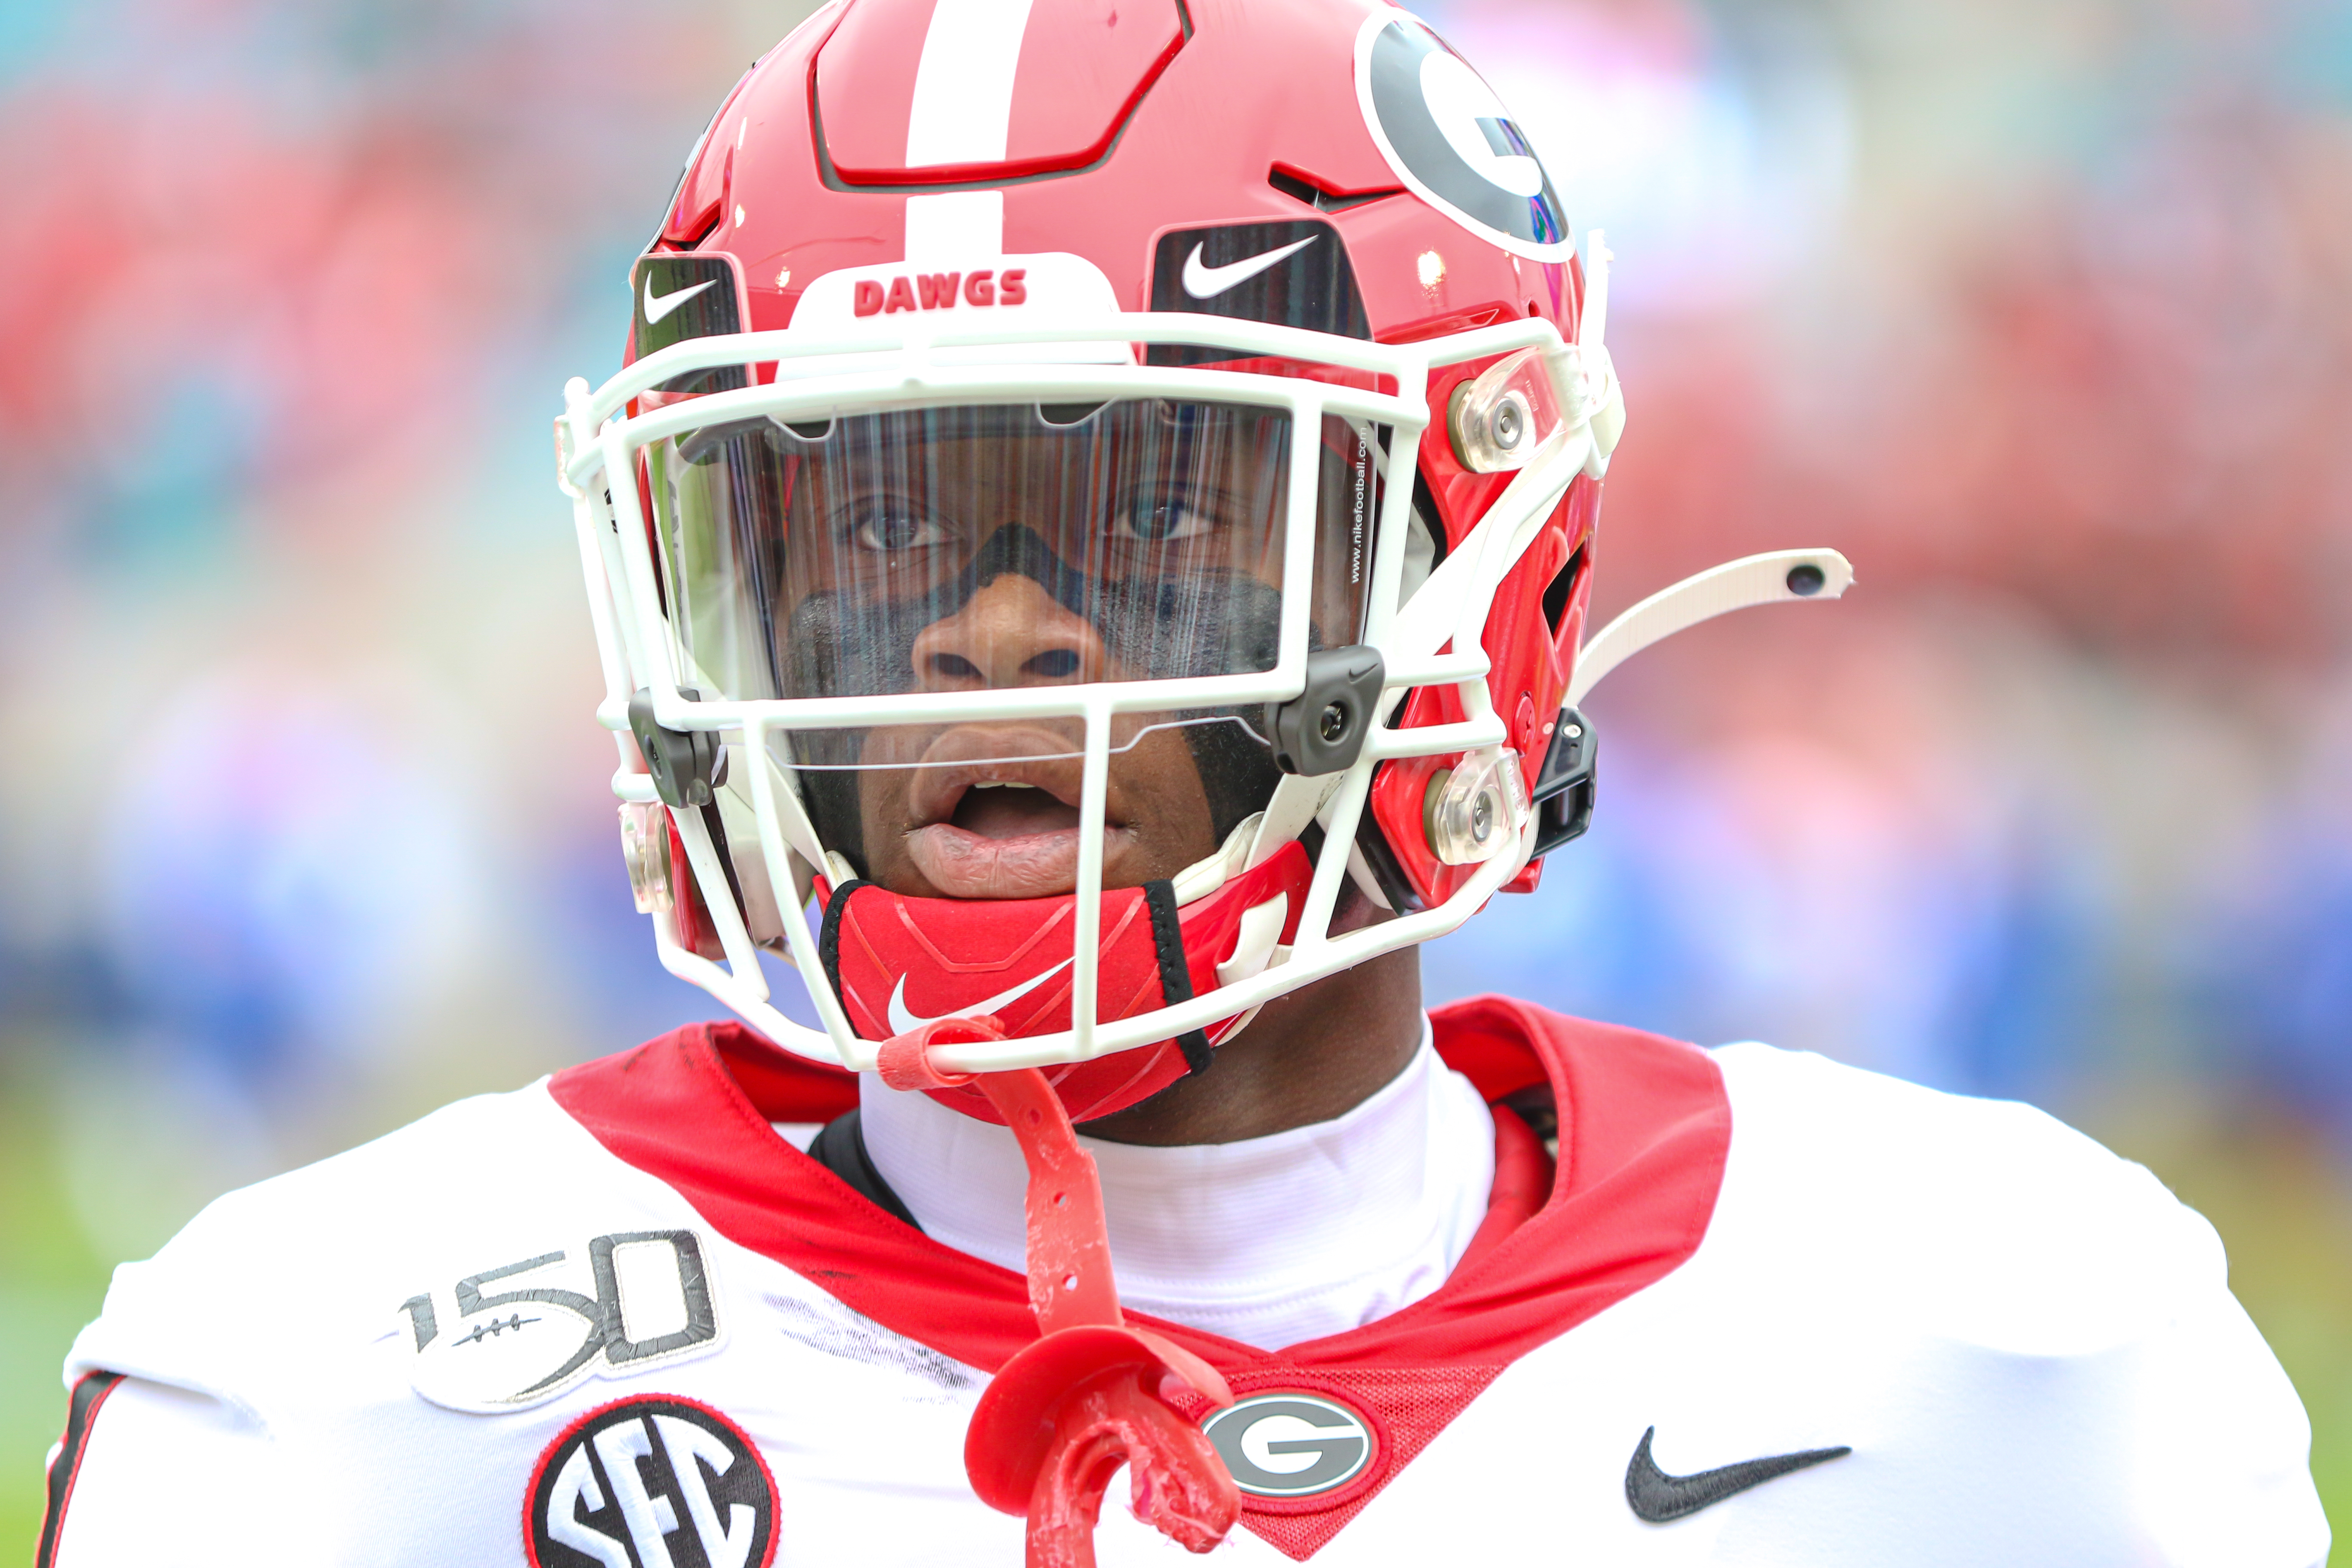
[899,820,1144,899]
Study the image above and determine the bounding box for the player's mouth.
[902,732,1138,899]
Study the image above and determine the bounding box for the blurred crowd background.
[1,0,2347,1548]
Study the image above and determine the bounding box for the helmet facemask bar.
[559,308,1613,1074]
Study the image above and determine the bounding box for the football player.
[43,0,2330,1564]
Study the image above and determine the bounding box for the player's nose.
[912,572,1103,689]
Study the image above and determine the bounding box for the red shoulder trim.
[37,1371,125,1568]
[546,1002,1730,1373]
[549,999,1729,1559]
[707,1024,860,1122]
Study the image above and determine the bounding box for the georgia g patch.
[527,1395,777,1568]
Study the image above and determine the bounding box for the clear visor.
[643,395,1386,882]
[653,395,1377,719]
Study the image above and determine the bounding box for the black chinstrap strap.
[1143,878,1215,1076]
[816,878,872,1008]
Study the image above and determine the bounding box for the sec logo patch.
[527,1395,777,1568]
[1201,1392,1378,1500]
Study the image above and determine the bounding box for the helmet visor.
[643,395,1385,882]
[649,398,1375,699]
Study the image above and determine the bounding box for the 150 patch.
[401,1230,724,1413]
[527,1395,776,1568]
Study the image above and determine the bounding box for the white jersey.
[42,1001,2329,1568]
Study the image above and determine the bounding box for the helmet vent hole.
[1265,163,1407,213]
[1268,166,1322,207]
[1542,545,1586,640]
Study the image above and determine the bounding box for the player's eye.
[1112,489,1216,543]
[843,496,956,552]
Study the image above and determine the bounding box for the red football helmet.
[556,0,1644,1115]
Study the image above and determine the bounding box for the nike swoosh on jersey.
[887,959,1075,1036]
[643,275,719,326]
[1180,236,1318,300]
[1624,1427,1852,1523]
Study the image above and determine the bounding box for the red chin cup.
[820,841,1313,1123]
[879,1020,1240,1568]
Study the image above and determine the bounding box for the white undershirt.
[856,1020,1498,1351]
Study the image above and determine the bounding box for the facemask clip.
[618,802,677,914]
[1446,348,1565,473]
[1423,747,1531,866]
[1265,646,1386,777]
[629,687,721,809]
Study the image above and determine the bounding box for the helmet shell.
[590,0,1615,1097]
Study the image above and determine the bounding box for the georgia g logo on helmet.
[1354,9,1574,260]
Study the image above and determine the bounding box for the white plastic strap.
[1565,548,1854,709]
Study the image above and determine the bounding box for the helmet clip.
[628,687,722,809]
[1265,646,1385,776]
[617,802,677,914]
[1527,707,1598,858]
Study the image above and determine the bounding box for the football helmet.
[553,0,1840,1113]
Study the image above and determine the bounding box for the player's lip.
[902,728,1137,899]
[904,729,1111,827]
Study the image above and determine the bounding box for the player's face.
[649,398,1376,898]
[796,413,1265,899]
[845,572,1224,900]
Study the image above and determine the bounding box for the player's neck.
[1078,945,1425,1145]
[857,1004,1496,1348]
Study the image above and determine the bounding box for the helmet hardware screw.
[1318,701,1350,743]
[1423,749,1529,864]
[1489,397,1524,451]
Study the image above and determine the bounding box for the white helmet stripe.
[902,0,1036,261]
[905,190,1005,262]
[906,0,1039,167]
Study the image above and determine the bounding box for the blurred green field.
[2,1047,2341,1555]
[2087,1090,2352,1539]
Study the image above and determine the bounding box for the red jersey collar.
[549,999,1729,1558]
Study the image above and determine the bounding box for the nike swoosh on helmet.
[643,275,720,326]
[1180,236,1318,300]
